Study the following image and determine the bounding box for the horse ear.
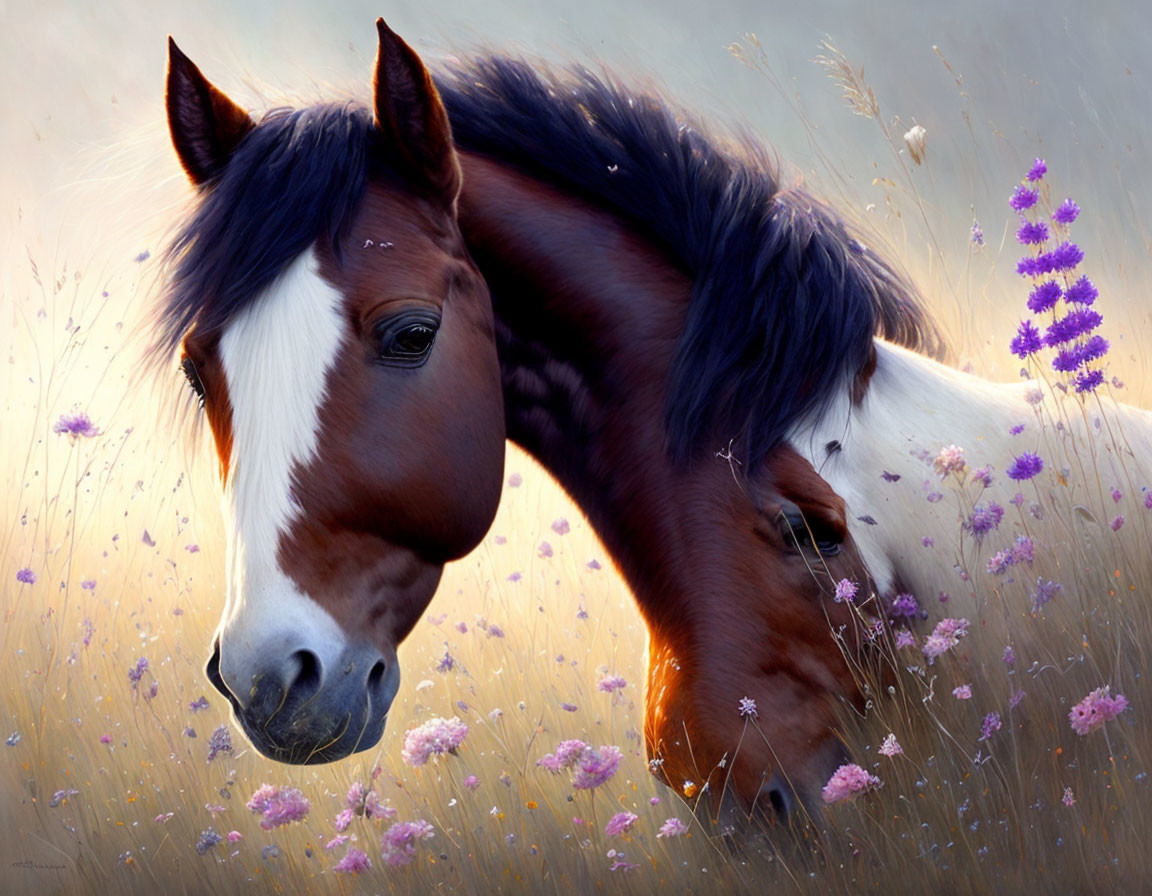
[372,19,461,202]
[166,37,254,186]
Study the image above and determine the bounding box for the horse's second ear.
[372,19,461,202]
[166,37,254,186]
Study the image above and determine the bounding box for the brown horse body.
[160,21,916,822]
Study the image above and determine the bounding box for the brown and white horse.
[158,21,1152,825]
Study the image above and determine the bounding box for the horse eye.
[780,505,842,557]
[376,313,440,367]
[181,356,206,403]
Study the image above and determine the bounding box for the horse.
[157,20,1152,824]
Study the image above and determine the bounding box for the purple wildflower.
[1026,281,1061,313]
[978,712,1002,742]
[834,578,858,603]
[889,593,920,618]
[401,717,468,767]
[195,828,223,855]
[246,784,310,829]
[81,617,94,647]
[127,657,149,690]
[1003,644,1016,666]
[971,465,994,488]
[16,567,36,585]
[560,702,578,712]
[1011,536,1035,565]
[1075,368,1105,393]
[952,684,973,700]
[1026,158,1047,181]
[552,518,570,535]
[1111,487,1123,503]
[895,629,916,649]
[1009,184,1039,212]
[334,847,371,875]
[538,740,621,791]
[80,578,96,590]
[821,764,882,803]
[1053,198,1080,225]
[965,502,1004,541]
[586,559,601,571]
[226,830,242,844]
[605,812,638,837]
[206,725,233,763]
[189,696,210,712]
[1064,275,1098,304]
[380,819,434,868]
[598,675,627,694]
[1006,452,1043,481]
[538,541,553,559]
[1068,686,1128,735]
[1111,515,1125,532]
[971,219,984,246]
[1010,321,1043,358]
[923,617,969,660]
[53,412,99,439]
[1010,688,1026,709]
[464,775,480,791]
[738,696,758,718]
[657,817,689,838]
[932,444,966,477]
[1062,787,1075,807]
[1045,307,1103,347]
[1017,220,1049,245]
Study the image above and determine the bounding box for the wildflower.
[1062,787,1075,807]
[1003,644,1016,666]
[99,734,112,744]
[586,559,602,572]
[195,829,223,855]
[365,791,395,822]
[1026,158,1047,181]
[1064,274,1097,304]
[821,764,882,803]
[964,502,1004,542]
[226,831,242,844]
[189,696,210,712]
[507,473,522,487]
[953,684,973,700]
[888,593,919,619]
[53,412,100,439]
[1026,281,1061,314]
[436,648,454,673]
[923,617,969,660]
[333,846,371,874]
[326,834,349,850]
[1010,688,1026,709]
[921,536,935,547]
[127,657,149,690]
[1111,515,1125,532]
[464,775,480,791]
[879,733,903,757]
[1010,321,1043,358]
[1075,369,1105,393]
[605,812,638,837]
[380,819,434,868]
[1009,184,1038,212]
[738,696,758,718]
[970,219,984,246]
[538,740,621,791]
[598,675,627,693]
[1017,220,1049,245]
[610,858,640,872]
[15,567,36,585]
[80,579,96,590]
[246,784,310,829]
[206,725,232,763]
[657,817,689,838]
[401,716,468,766]
[49,788,79,807]
[1006,452,1043,481]
[895,629,916,649]
[1068,686,1129,735]
[334,809,354,832]
[538,541,553,559]
[833,578,858,603]
[978,712,1002,742]
[1052,197,1080,224]
[506,572,522,583]
[971,466,994,488]
[932,444,966,478]
[552,518,570,535]
[487,624,504,638]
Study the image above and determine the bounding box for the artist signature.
[11,859,68,872]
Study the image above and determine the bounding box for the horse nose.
[206,636,398,764]
[758,772,799,823]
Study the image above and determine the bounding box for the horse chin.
[205,642,399,764]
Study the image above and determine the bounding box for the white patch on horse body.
[792,340,1152,608]
[216,247,347,695]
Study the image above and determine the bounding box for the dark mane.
[435,58,944,471]
[153,103,375,360]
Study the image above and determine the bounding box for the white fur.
[789,340,1152,607]
[216,247,349,697]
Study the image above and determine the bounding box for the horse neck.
[455,151,760,649]
[793,339,1152,606]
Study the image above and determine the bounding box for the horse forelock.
[435,56,944,474]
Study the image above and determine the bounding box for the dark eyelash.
[181,356,206,404]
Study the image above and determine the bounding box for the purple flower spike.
[1010,320,1043,358]
[1044,308,1103,347]
[1026,158,1047,181]
[1053,198,1081,225]
[1074,368,1105,393]
[1063,275,1098,305]
[1016,220,1049,245]
[1026,281,1061,313]
[1006,452,1044,481]
[1009,184,1039,212]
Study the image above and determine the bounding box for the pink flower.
[463,775,481,791]
[878,733,902,757]
[380,820,434,868]
[334,846,372,874]
[922,617,969,660]
[833,578,858,603]
[245,784,310,829]
[894,629,916,649]
[325,834,350,850]
[334,808,354,832]
[401,716,468,767]
[932,444,966,478]
[538,541,553,558]
[604,811,638,837]
[821,764,882,803]
[538,740,621,791]
[738,696,757,718]
[598,675,627,694]
[1062,787,1076,807]
[952,684,972,700]
[1111,515,1125,532]
[657,817,689,838]
[507,473,522,487]
[226,830,242,843]
[552,518,570,535]
[1068,686,1129,735]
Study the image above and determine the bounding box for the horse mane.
[151,103,375,364]
[435,57,945,472]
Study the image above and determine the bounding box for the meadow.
[4,9,1152,894]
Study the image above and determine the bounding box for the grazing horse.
[160,21,1152,822]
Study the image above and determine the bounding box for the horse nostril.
[288,649,322,701]
[759,773,798,824]
[367,659,386,692]
[766,786,791,820]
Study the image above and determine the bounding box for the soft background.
[3,1,1150,893]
